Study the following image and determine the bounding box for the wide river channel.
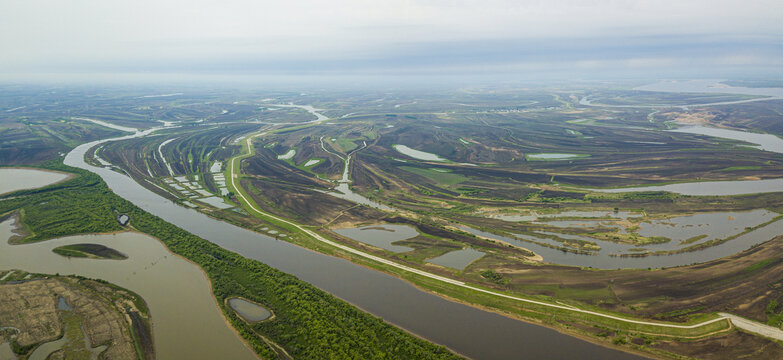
[60,133,643,359]
[0,216,258,360]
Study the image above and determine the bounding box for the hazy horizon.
[2,0,782,84]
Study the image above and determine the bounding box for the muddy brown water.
[333,224,417,252]
[0,219,257,360]
[228,298,272,322]
[0,168,70,195]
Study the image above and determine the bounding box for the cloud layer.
[2,0,782,78]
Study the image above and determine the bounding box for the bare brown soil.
[652,330,783,359]
[0,275,149,359]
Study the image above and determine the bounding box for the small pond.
[228,298,272,322]
[333,225,417,252]
[393,145,447,162]
[427,248,485,270]
[277,149,295,160]
[526,153,586,161]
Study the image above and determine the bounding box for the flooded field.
[196,196,234,209]
[327,182,393,210]
[427,248,485,270]
[490,210,641,222]
[0,218,257,360]
[526,153,586,161]
[0,168,70,195]
[528,209,776,251]
[595,177,783,196]
[393,144,447,162]
[333,225,417,252]
[636,210,777,245]
[464,210,783,269]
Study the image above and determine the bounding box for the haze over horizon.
[2,0,782,82]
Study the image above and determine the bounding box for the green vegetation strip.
[53,243,127,260]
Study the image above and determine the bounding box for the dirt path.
[719,313,783,340]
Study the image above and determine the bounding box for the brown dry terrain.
[663,110,717,125]
[0,272,152,359]
[241,177,386,227]
[652,330,783,359]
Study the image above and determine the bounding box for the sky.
[1,0,782,81]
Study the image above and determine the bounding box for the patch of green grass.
[743,258,777,273]
[766,300,783,327]
[717,166,762,171]
[480,270,508,285]
[680,234,708,245]
[655,306,705,320]
[61,310,93,359]
[566,118,596,125]
[330,138,357,152]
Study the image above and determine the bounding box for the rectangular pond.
[333,225,417,252]
[427,248,485,270]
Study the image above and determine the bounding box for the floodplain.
[4,80,783,358]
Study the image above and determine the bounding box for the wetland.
[7,82,783,359]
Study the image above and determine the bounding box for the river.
[0,218,257,360]
[0,168,71,195]
[63,125,641,359]
[580,80,783,108]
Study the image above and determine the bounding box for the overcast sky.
[1,0,782,80]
